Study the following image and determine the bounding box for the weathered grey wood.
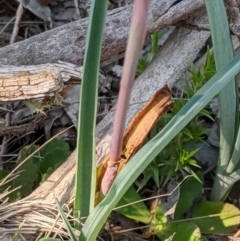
[0,0,206,102]
[0,0,205,66]
[0,62,105,101]
[0,62,84,101]
[95,10,209,164]
[0,9,210,239]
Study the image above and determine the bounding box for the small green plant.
[136,57,149,76]
[186,48,216,97]
[0,139,70,201]
[138,50,215,190]
[136,30,167,76]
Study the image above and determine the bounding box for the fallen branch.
[0,62,83,101]
[0,0,205,66]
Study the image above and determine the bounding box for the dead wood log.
[0,0,205,102]
[0,0,204,66]
[0,62,105,101]
[0,8,210,240]
[0,62,84,101]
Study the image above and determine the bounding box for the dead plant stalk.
[100,0,150,197]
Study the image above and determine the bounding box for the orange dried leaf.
[95,85,173,204]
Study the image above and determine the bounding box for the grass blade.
[56,200,78,241]
[206,0,237,171]
[81,52,240,241]
[74,0,108,225]
[204,0,239,201]
[228,125,240,170]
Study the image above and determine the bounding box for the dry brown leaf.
[95,85,173,203]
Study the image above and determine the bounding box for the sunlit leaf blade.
[228,124,240,170]
[152,202,168,226]
[218,168,240,196]
[205,0,239,201]
[81,52,240,241]
[115,185,150,224]
[74,0,108,225]
[155,222,202,241]
[192,200,240,234]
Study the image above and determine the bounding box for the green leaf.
[199,109,214,121]
[201,237,209,241]
[150,32,159,59]
[56,200,78,241]
[0,169,9,179]
[174,172,203,220]
[0,170,11,194]
[136,57,149,76]
[39,139,70,178]
[74,0,108,228]
[151,164,160,188]
[81,52,240,241]
[227,123,240,171]
[163,168,175,186]
[152,202,168,226]
[205,0,239,201]
[183,167,202,183]
[11,145,40,200]
[211,172,240,201]
[192,200,240,234]
[155,222,202,241]
[137,170,152,191]
[115,185,150,224]
[40,167,54,184]
[40,138,69,157]
[7,140,70,201]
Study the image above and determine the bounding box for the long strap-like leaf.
[74,0,108,227]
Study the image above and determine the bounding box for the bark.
[0,62,84,101]
[0,0,205,66]
[0,8,210,240]
[0,62,106,101]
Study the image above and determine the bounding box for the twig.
[0,0,25,169]
[174,20,210,31]
[73,0,81,19]
[0,116,48,137]
[10,1,24,44]
[0,17,16,35]
[0,106,11,169]
[2,0,17,11]
[0,21,45,25]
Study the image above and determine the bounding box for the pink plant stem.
[110,0,150,164]
[101,0,150,197]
